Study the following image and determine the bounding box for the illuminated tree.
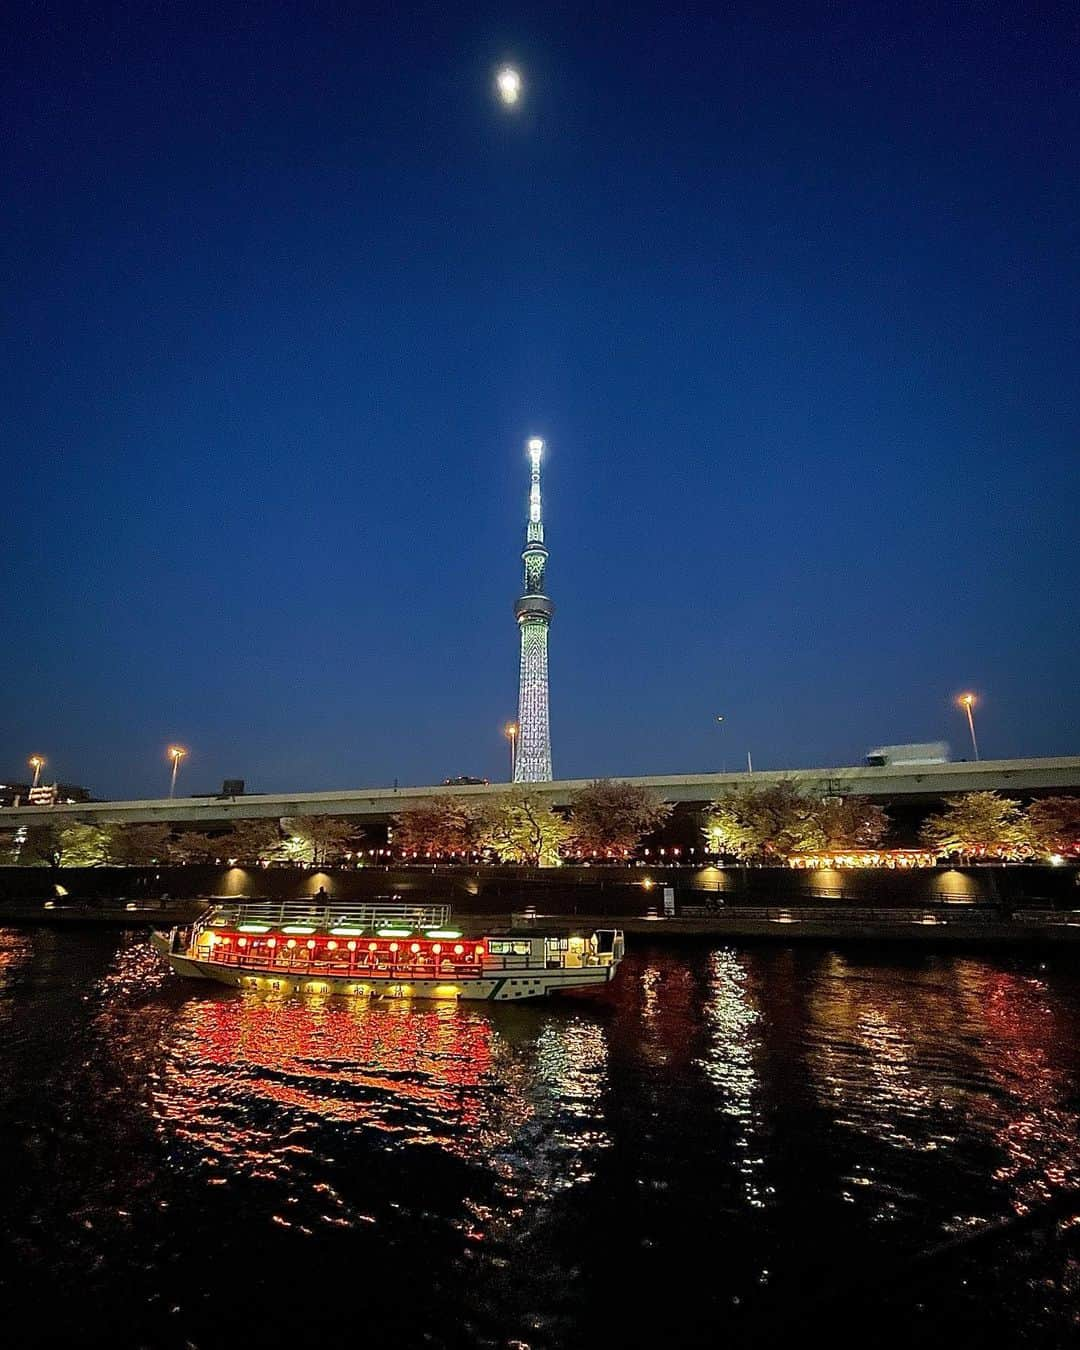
[703,781,820,861]
[280,816,360,866]
[567,779,672,856]
[166,831,220,864]
[223,818,287,863]
[919,792,1033,860]
[1026,796,1080,857]
[392,799,483,856]
[18,822,108,868]
[803,797,889,851]
[476,789,570,867]
[19,824,66,868]
[104,824,172,865]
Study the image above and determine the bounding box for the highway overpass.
[1,756,1078,829]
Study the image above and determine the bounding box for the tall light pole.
[957,693,980,761]
[167,745,187,797]
[28,755,45,789]
[504,723,518,780]
[715,715,725,772]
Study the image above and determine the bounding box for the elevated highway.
[1,756,1078,829]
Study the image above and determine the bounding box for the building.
[0,781,93,808]
[513,437,554,781]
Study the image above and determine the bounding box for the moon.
[496,65,522,107]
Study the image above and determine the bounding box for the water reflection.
[801,953,1080,1234]
[151,987,610,1237]
[0,928,32,1027]
[966,963,1080,1214]
[3,930,1080,1349]
[697,949,766,1207]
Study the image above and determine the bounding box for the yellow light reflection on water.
[697,950,767,1208]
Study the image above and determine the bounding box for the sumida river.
[2,926,1079,1348]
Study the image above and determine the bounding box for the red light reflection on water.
[970,965,1080,1213]
[0,928,32,1030]
[0,928,32,981]
[150,987,611,1239]
[801,954,1080,1223]
[166,993,495,1130]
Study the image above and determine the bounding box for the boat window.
[490,940,531,955]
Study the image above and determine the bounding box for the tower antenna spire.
[527,436,544,541]
[513,437,553,781]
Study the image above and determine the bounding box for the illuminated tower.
[514,438,553,781]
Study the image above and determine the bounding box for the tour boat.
[152,900,625,1001]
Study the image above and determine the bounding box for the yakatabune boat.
[152,900,625,1001]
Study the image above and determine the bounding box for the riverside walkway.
[509,906,1080,945]
[4,899,1080,945]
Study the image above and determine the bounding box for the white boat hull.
[161,950,617,1001]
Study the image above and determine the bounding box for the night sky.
[3,2,1078,799]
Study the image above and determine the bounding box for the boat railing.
[196,899,452,933]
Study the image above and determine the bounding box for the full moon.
[496,65,522,106]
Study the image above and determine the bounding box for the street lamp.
[715,715,725,772]
[504,723,518,780]
[28,755,46,789]
[957,693,979,761]
[167,745,187,797]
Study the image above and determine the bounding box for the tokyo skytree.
[513,438,554,782]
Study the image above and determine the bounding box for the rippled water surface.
[2,928,1080,1347]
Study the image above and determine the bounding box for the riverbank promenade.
[4,878,1079,947]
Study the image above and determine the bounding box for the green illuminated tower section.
[514,438,553,782]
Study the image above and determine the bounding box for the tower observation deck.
[513,438,553,781]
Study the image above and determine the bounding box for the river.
[1,927,1078,1347]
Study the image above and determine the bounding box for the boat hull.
[161,951,617,1001]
